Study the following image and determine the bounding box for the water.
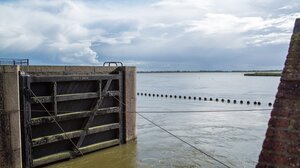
[46,72,280,168]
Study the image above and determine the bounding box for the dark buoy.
[204,97,207,101]
[188,96,191,99]
[145,93,147,96]
[137,93,140,95]
[258,102,261,105]
[240,100,243,104]
[268,102,272,106]
[179,96,182,99]
[199,97,202,100]
[148,93,151,96]
[216,98,219,102]
[141,93,143,96]
[153,94,155,97]
[170,95,173,98]
[247,101,250,105]
[161,94,163,97]
[165,95,168,98]
[254,101,257,105]
[221,99,224,102]
[194,97,196,100]
[157,94,159,97]
[209,98,213,101]
[174,95,177,98]
[233,100,237,104]
[227,99,230,103]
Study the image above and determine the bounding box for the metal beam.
[32,123,119,147]
[30,107,120,125]
[75,79,112,149]
[30,91,120,104]
[30,75,120,83]
[32,139,120,167]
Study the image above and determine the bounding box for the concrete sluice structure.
[0,66,136,168]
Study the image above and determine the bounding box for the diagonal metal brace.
[74,79,112,153]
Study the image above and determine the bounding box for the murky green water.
[46,73,280,168]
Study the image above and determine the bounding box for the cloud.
[0,0,299,69]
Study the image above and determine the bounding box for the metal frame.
[20,73,125,167]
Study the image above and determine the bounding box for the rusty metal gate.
[20,72,125,167]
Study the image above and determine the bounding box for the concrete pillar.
[257,19,300,167]
[124,67,137,141]
[0,66,22,168]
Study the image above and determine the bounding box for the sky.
[0,0,299,70]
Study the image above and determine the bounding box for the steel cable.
[110,94,233,168]
[28,88,84,156]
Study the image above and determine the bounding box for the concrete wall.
[0,65,136,168]
[257,19,300,167]
[0,66,22,168]
[124,67,137,141]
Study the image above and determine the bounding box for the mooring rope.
[27,88,84,156]
[110,94,233,168]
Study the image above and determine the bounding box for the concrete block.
[0,66,22,168]
[94,66,119,74]
[65,66,95,73]
[124,67,137,141]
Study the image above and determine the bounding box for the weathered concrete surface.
[0,66,22,168]
[257,19,300,167]
[20,66,120,75]
[124,67,137,141]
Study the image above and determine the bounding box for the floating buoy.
[138,92,264,108]
[268,102,272,106]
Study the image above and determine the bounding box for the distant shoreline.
[244,72,281,77]
[137,70,282,74]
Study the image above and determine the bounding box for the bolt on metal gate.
[20,72,125,167]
